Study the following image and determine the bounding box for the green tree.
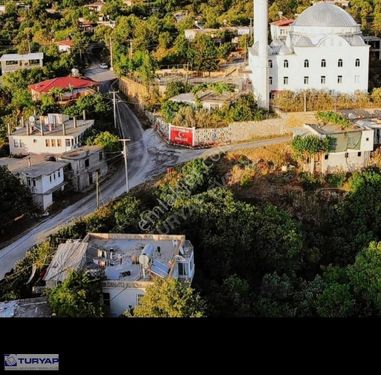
[87,131,120,152]
[132,278,206,317]
[48,270,104,317]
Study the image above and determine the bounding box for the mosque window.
[338,59,343,67]
[355,58,360,67]
[337,75,343,84]
[304,59,309,68]
[269,76,273,85]
[321,59,326,67]
[304,76,309,84]
[268,60,273,68]
[283,77,288,85]
[283,60,288,68]
[321,76,326,84]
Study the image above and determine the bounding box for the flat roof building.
[0,52,44,75]
[44,233,195,316]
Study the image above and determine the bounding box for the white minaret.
[253,0,269,110]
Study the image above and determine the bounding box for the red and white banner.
[169,126,194,146]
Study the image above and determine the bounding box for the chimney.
[73,116,77,128]
[83,110,86,120]
[62,121,66,136]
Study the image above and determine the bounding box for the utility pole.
[109,90,119,129]
[303,91,307,112]
[109,36,114,71]
[120,139,131,194]
[96,171,100,209]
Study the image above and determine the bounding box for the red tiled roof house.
[29,76,97,102]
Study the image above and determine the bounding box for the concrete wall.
[322,150,371,173]
[102,286,146,317]
[119,76,151,105]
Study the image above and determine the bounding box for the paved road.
[0,78,291,279]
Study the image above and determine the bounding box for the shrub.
[316,111,352,129]
[299,172,322,190]
[326,173,346,188]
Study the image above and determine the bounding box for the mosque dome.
[293,3,358,28]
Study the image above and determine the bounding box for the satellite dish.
[29,116,36,124]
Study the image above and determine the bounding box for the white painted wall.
[103,286,146,317]
[263,43,369,94]
[322,150,371,173]
[10,135,79,155]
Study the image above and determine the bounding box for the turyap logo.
[4,355,17,367]
[4,354,59,371]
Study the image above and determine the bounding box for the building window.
[178,262,188,276]
[58,171,61,178]
[321,59,326,67]
[321,76,326,84]
[33,179,36,187]
[338,75,343,84]
[13,139,19,148]
[33,139,37,143]
[27,178,31,186]
[57,139,61,147]
[51,139,56,147]
[269,76,273,85]
[366,137,369,141]
[85,159,89,168]
[49,175,52,182]
[99,152,103,161]
[283,76,288,85]
[358,152,362,157]
[304,59,309,68]
[338,59,343,67]
[268,59,273,68]
[103,293,110,307]
[45,139,50,147]
[304,76,309,84]
[65,139,71,147]
[345,152,349,158]
[136,294,144,305]
[355,58,360,67]
[283,59,289,68]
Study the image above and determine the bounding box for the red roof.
[56,39,74,47]
[29,77,96,93]
[271,19,294,27]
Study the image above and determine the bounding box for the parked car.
[99,63,108,69]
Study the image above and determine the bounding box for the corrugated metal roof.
[44,241,88,284]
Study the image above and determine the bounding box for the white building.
[9,114,95,155]
[249,1,370,109]
[15,161,67,210]
[0,53,44,75]
[44,233,195,317]
[293,123,374,173]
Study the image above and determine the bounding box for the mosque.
[249,1,370,109]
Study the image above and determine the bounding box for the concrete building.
[293,123,374,173]
[44,233,195,317]
[0,53,43,75]
[58,145,108,192]
[169,91,234,110]
[249,2,370,109]
[9,114,95,155]
[14,161,67,210]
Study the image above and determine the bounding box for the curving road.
[0,73,291,279]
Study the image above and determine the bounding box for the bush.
[316,111,352,129]
[292,135,332,158]
[299,172,322,190]
[326,173,346,188]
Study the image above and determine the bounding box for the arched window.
[321,59,326,67]
[338,59,343,67]
[268,60,273,68]
[304,59,309,68]
[284,59,289,68]
[355,58,360,67]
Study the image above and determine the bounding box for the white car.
[99,63,108,69]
